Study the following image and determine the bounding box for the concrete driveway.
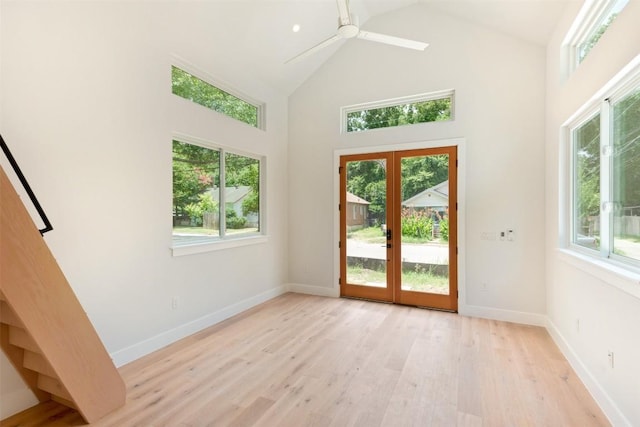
[347,239,449,265]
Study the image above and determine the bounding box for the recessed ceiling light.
[292,24,301,33]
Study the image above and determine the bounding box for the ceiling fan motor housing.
[338,24,359,39]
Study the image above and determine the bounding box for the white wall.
[0,1,288,418]
[545,2,640,426]
[288,4,547,321]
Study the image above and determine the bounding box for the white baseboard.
[458,303,547,326]
[546,319,631,427]
[110,285,288,367]
[286,283,340,298]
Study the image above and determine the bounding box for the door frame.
[333,138,466,308]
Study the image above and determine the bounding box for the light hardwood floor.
[1,293,609,426]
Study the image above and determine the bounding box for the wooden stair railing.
[0,165,126,423]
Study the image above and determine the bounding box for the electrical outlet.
[171,297,179,310]
[480,282,489,291]
[608,351,614,369]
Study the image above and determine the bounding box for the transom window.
[564,0,628,73]
[342,90,453,133]
[172,139,263,248]
[568,69,640,267]
[171,65,262,129]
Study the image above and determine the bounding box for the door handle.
[381,243,392,248]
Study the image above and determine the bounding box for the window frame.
[562,0,628,76]
[171,134,267,257]
[562,55,640,294]
[568,108,602,256]
[340,89,454,134]
[171,61,266,130]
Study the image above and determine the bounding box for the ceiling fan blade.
[357,31,428,51]
[336,0,351,26]
[285,34,342,64]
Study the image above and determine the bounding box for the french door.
[339,146,457,311]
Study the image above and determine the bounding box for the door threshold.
[340,296,393,304]
[341,296,457,313]
[414,305,458,313]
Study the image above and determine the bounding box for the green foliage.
[401,155,449,200]
[225,154,260,215]
[184,193,218,226]
[173,139,261,232]
[226,209,247,229]
[575,114,601,235]
[346,160,387,224]
[173,140,219,218]
[172,66,258,127]
[613,89,640,213]
[346,155,449,226]
[578,12,620,64]
[574,89,640,243]
[439,217,449,242]
[242,191,259,216]
[348,226,386,244]
[347,97,451,132]
[401,209,433,240]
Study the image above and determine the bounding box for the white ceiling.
[188,0,573,95]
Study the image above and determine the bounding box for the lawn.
[347,226,386,243]
[347,265,449,294]
[173,226,258,236]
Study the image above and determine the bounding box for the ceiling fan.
[286,0,428,64]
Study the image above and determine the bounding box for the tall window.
[172,139,262,247]
[569,75,640,266]
[171,66,262,128]
[342,90,453,133]
[611,88,640,260]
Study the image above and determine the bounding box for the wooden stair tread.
[52,395,79,411]
[23,349,57,377]
[0,324,51,403]
[0,301,24,328]
[8,325,41,353]
[38,374,74,402]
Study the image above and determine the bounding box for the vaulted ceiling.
[171,0,572,95]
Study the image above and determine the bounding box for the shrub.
[439,217,449,241]
[401,208,433,239]
[226,209,247,229]
[184,193,217,226]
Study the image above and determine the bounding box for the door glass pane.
[573,114,601,250]
[399,154,450,294]
[612,88,640,262]
[345,159,387,287]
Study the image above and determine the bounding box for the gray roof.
[346,192,370,205]
[402,180,449,207]
[210,186,251,204]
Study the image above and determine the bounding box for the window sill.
[172,235,268,257]
[556,248,640,300]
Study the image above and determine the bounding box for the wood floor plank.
[1,293,610,427]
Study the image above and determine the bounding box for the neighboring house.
[211,186,258,227]
[346,192,370,230]
[402,180,449,216]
